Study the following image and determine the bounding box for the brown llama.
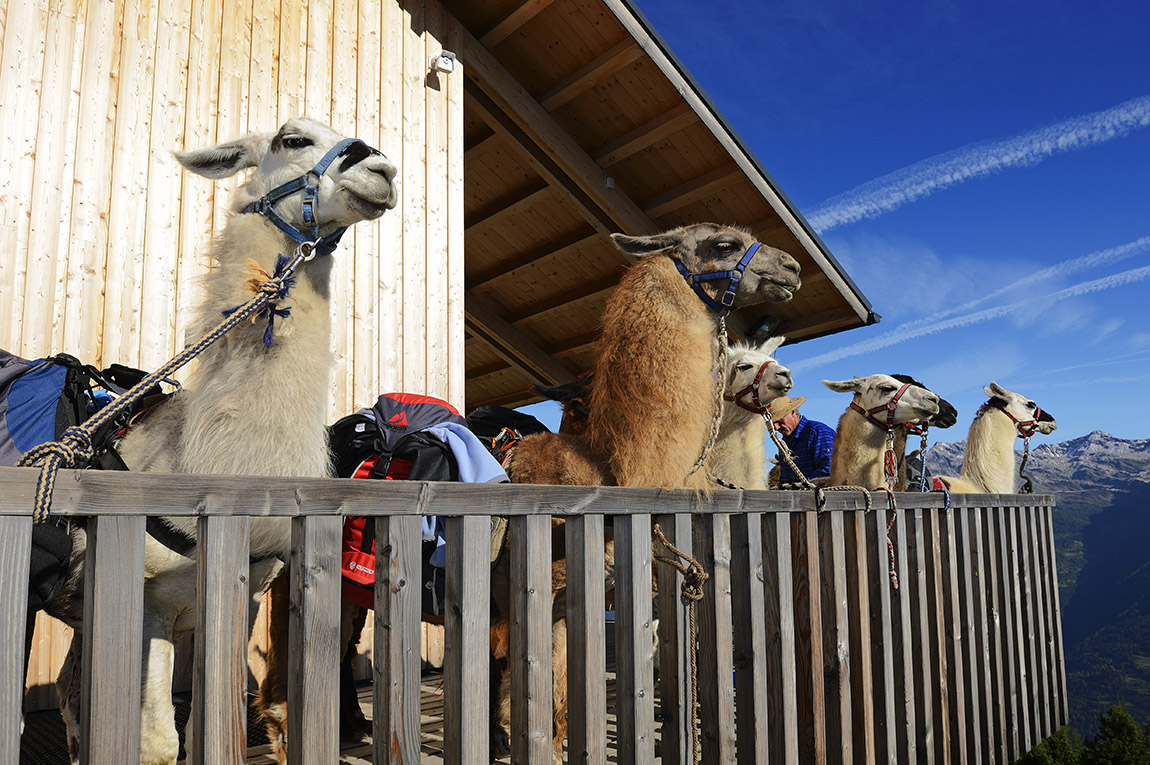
[495,223,801,760]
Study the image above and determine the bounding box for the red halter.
[723,360,776,414]
[849,383,912,431]
[991,401,1043,438]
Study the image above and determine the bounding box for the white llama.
[934,382,1057,494]
[823,374,941,488]
[43,118,398,765]
[708,337,792,488]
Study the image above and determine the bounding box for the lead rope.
[918,429,931,493]
[16,241,317,524]
[764,410,828,512]
[1018,435,1035,494]
[685,317,728,479]
[652,523,709,765]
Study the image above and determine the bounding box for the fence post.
[287,515,342,764]
[443,514,491,764]
[508,513,554,763]
[373,513,421,764]
[192,512,251,764]
[0,515,32,760]
[81,515,146,763]
[615,512,655,764]
[565,513,607,764]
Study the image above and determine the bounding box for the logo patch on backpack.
[384,410,408,430]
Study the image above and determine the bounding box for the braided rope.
[878,488,899,590]
[15,243,314,524]
[652,523,709,765]
[686,317,728,479]
[917,430,931,493]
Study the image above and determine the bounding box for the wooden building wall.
[0,0,465,709]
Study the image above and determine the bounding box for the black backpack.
[332,393,468,614]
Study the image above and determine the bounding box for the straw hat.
[768,395,806,420]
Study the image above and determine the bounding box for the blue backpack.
[1,349,174,612]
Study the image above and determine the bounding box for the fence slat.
[982,506,1009,763]
[923,506,951,763]
[1025,505,1054,741]
[81,515,145,764]
[287,515,342,765]
[764,511,799,761]
[938,503,969,764]
[191,514,250,764]
[967,506,994,760]
[695,513,736,762]
[866,502,897,763]
[1041,505,1069,726]
[565,513,607,765]
[444,514,491,764]
[793,509,826,763]
[906,508,935,764]
[891,502,917,763]
[732,510,770,764]
[844,508,875,762]
[615,512,655,765]
[1000,506,1025,759]
[373,514,421,764]
[509,514,554,763]
[955,505,983,763]
[0,516,32,759]
[655,512,691,765]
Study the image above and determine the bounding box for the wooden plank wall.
[0,0,465,710]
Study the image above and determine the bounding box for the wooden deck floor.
[21,667,637,764]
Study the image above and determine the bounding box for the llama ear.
[610,231,683,257]
[985,381,1007,399]
[174,133,272,179]
[758,335,785,357]
[823,379,861,393]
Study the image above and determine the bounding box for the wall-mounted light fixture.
[430,50,457,74]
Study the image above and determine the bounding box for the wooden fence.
[0,465,1066,763]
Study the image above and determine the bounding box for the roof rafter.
[539,39,644,112]
[480,0,556,48]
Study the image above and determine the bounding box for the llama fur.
[936,382,1057,494]
[42,119,397,765]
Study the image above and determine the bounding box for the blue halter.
[241,137,367,256]
[673,241,762,316]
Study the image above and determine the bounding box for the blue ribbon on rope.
[221,253,296,348]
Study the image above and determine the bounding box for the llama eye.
[879,385,897,393]
[737,364,753,371]
[1026,401,1036,409]
[282,135,313,149]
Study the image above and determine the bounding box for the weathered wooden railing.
[0,466,1066,763]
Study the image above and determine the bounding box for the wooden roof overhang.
[446,0,878,410]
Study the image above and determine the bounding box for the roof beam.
[480,0,556,48]
[503,273,621,324]
[539,39,644,112]
[467,229,599,290]
[641,162,743,219]
[464,290,577,387]
[592,102,695,167]
[460,28,659,240]
[465,180,551,233]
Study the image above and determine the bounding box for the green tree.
[1084,702,1150,764]
[1019,726,1084,765]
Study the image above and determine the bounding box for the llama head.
[535,376,592,436]
[985,382,1057,435]
[824,373,941,427]
[725,337,793,412]
[610,223,801,308]
[891,373,959,429]
[174,118,398,237]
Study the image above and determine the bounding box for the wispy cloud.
[791,264,1150,370]
[806,95,1150,232]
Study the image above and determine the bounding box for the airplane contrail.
[791,264,1150,371]
[806,95,1150,232]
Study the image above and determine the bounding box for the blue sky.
[528,0,1150,445]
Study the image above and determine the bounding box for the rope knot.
[680,562,709,603]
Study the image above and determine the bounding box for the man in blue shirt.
[769,395,836,486]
